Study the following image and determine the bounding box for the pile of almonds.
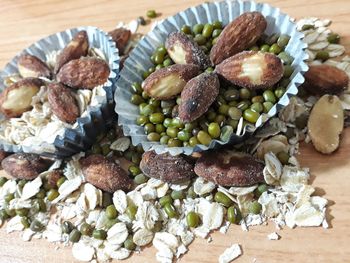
[0,14,349,263]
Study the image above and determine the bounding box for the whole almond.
[17,54,51,79]
[308,95,344,154]
[210,12,267,65]
[142,64,201,100]
[303,64,349,95]
[54,31,89,74]
[194,150,265,186]
[1,153,52,180]
[179,72,219,123]
[215,51,284,90]
[165,32,211,70]
[57,57,110,89]
[48,82,80,123]
[140,150,195,183]
[80,154,132,193]
[109,28,131,55]
[0,78,43,118]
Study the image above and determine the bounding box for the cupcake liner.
[0,26,120,158]
[115,0,308,155]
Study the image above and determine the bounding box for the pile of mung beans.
[130,21,295,147]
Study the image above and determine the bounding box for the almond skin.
[80,154,132,193]
[1,153,52,180]
[109,28,131,55]
[308,95,344,154]
[17,54,51,79]
[210,12,267,65]
[303,65,349,95]
[0,78,42,118]
[57,57,110,89]
[165,32,211,70]
[140,150,195,183]
[54,30,89,74]
[194,150,265,186]
[48,82,80,123]
[142,64,201,100]
[215,51,284,90]
[179,72,220,123]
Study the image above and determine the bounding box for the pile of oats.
[0,17,349,263]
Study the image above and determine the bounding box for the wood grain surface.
[0,0,349,262]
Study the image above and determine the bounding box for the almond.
[194,150,265,186]
[0,150,10,169]
[80,154,132,193]
[1,153,52,180]
[210,12,267,65]
[179,72,219,123]
[54,30,89,74]
[308,95,344,154]
[57,57,110,89]
[215,51,283,90]
[0,78,43,118]
[109,28,131,55]
[47,82,80,123]
[140,150,195,183]
[165,32,211,70]
[17,54,51,79]
[303,64,349,95]
[142,64,201,100]
[46,170,63,188]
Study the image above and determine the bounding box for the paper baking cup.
[115,0,308,156]
[0,26,119,158]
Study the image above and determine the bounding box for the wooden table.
[0,0,349,262]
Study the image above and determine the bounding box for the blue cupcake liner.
[0,26,120,158]
[115,0,308,155]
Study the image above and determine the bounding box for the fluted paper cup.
[0,26,120,158]
[115,0,308,156]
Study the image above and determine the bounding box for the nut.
[165,32,211,70]
[57,57,110,89]
[215,51,284,90]
[0,150,10,169]
[303,64,349,95]
[142,64,201,100]
[17,54,51,79]
[210,12,267,65]
[46,170,63,188]
[80,154,132,193]
[47,82,80,123]
[108,28,131,55]
[194,150,265,186]
[0,78,42,118]
[140,150,195,183]
[54,30,89,74]
[308,95,344,154]
[179,72,220,123]
[1,153,52,180]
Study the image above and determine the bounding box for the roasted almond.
[140,150,195,183]
[165,32,211,70]
[142,64,201,100]
[179,72,220,123]
[194,150,265,186]
[210,12,267,65]
[80,154,132,193]
[48,82,80,123]
[46,170,63,188]
[215,51,284,90]
[109,28,131,55]
[308,95,344,154]
[17,54,51,79]
[303,64,349,95]
[57,57,110,89]
[54,31,89,74]
[0,78,43,118]
[1,153,52,180]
